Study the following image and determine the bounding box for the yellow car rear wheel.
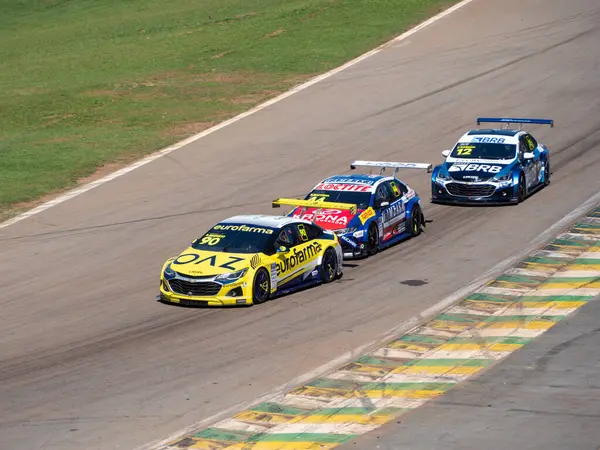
[320,247,338,283]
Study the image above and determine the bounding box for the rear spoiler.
[476,117,554,129]
[272,198,357,217]
[272,198,357,225]
[350,160,433,176]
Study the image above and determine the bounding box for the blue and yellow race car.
[431,117,554,205]
[273,161,432,259]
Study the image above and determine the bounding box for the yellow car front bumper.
[159,279,252,306]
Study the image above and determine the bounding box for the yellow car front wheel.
[252,268,270,304]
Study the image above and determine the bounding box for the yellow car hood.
[170,247,255,277]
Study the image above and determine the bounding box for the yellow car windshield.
[192,224,277,254]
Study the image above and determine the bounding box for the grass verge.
[0,0,458,221]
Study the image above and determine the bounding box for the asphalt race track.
[1,0,600,449]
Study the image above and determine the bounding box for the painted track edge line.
[0,0,475,231]
[135,189,600,450]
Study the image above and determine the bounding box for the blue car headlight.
[334,226,358,235]
[216,268,248,282]
[494,173,512,182]
[163,262,176,279]
[436,171,450,181]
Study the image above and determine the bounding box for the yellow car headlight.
[215,268,248,282]
[163,262,176,279]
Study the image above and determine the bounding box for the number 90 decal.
[199,233,223,246]
[297,224,308,242]
[200,236,221,246]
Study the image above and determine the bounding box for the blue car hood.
[444,159,515,181]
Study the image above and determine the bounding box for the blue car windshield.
[305,190,371,210]
[192,224,277,254]
[451,142,516,160]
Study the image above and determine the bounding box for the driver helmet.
[277,228,293,246]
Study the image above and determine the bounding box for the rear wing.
[272,198,357,217]
[476,117,554,129]
[350,160,433,177]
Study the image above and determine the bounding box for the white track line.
[136,190,600,450]
[0,0,475,231]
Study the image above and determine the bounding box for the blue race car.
[272,160,432,259]
[431,117,554,205]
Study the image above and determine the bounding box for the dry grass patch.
[266,28,286,38]
[162,121,217,140]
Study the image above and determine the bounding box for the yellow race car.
[159,214,347,306]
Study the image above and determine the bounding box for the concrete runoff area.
[1,0,600,449]
[343,296,600,450]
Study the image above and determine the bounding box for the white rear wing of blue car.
[350,160,433,176]
[476,117,554,129]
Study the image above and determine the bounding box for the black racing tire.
[409,205,423,237]
[543,159,551,186]
[320,247,338,284]
[366,223,379,256]
[251,268,270,304]
[517,174,527,204]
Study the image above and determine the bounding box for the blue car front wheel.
[544,159,551,186]
[408,205,423,237]
[367,223,379,256]
[517,174,527,204]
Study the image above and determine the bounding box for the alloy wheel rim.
[520,179,525,198]
[369,227,378,248]
[255,271,268,300]
[324,251,336,280]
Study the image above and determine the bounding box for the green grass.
[0,0,457,219]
